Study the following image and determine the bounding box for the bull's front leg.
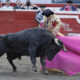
[40,56,48,74]
[28,47,37,72]
[7,58,17,72]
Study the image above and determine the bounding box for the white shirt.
[1,6,13,10]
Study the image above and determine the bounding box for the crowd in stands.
[60,0,77,11]
[0,0,80,11]
[0,0,39,10]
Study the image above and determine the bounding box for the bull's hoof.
[32,67,37,72]
[43,70,48,75]
[13,67,17,72]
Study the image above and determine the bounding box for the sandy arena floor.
[0,54,80,80]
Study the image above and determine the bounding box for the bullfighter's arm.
[52,14,63,35]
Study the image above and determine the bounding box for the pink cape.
[43,36,80,76]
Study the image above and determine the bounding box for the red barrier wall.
[0,11,80,35]
[0,11,38,34]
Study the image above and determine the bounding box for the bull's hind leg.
[28,47,37,72]
[7,58,17,72]
[40,56,48,74]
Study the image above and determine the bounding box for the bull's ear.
[50,33,63,46]
[50,34,56,43]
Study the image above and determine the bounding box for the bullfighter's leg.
[40,56,48,74]
[28,47,37,72]
[7,58,17,72]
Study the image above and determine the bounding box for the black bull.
[0,27,65,74]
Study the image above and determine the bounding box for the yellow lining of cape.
[40,68,66,75]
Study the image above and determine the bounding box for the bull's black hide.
[0,27,64,74]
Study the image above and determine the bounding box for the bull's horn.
[54,38,62,46]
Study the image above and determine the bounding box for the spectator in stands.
[13,0,21,9]
[0,0,2,8]
[77,5,80,11]
[21,0,38,10]
[39,9,63,36]
[36,5,46,24]
[1,0,13,10]
[60,0,77,11]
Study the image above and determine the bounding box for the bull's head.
[47,37,67,61]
